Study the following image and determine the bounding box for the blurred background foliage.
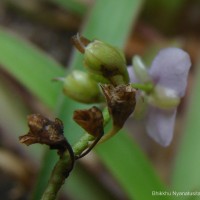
[0,0,200,200]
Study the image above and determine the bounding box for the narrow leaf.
[171,62,200,196]
[0,28,65,109]
[96,130,172,200]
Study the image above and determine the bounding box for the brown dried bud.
[19,114,68,151]
[73,106,104,137]
[71,33,91,53]
[100,84,136,128]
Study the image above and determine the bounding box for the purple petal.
[146,106,177,146]
[149,48,191,97]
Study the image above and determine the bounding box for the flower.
[73,106,104,137]
[128,48,191,146]
[19,114,68,151]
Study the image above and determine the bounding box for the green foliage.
[0,28,64,109]
[171,62,200,197]
[96,132,171,200]
[1,0,196,200]
[0,0,171,197]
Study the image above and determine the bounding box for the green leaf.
[171,62,200,197]
[0,28,65,109]
[96,131,171,200]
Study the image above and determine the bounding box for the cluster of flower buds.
[63,34,136,147]
[57,34,132,104]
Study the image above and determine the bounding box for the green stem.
[74,107,111,158]
[73,134,93,156]
[131,82,153,93]
[99,125,121,143]
[41,134,92,200]
[102,107,110,126]
[110,75,126,85]
[41,151,73,200]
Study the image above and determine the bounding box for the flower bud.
[61,70,103,104]
[72,34,129,85]
[147,85,180,109]
[132,55,152,83]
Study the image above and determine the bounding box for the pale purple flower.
[128,48,191,146]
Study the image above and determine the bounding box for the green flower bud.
[60,70,103,104]
[72,34,129,85]
[147,85,180,109]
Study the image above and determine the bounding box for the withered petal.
[100,84,137,128]
[19,114,67,151]
[73,106,104,137]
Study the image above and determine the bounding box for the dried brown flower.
[100,84,136,128]
[19,114,68,152]
[73,106,104,137]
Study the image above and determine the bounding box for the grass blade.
[0,28,64,109]
[96,130,172,200]
[171,62,200,196]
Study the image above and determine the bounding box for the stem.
[40,107,111,200]
[99,125,121,143]
[102,107,110,126]
[74,107,111,159]
[110,75,125,85]
[131,82,153,93]
[41,134,92,200]
[73,134,93,156]
[41,151,73,200]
